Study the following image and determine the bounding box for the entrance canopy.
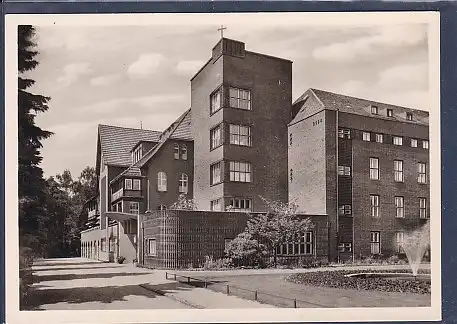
[105,211,138,222]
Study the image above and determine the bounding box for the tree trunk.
[273,245,277,268]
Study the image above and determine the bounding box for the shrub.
[225,232,268,268]
[203,255,230,270]
[117,256,126,264]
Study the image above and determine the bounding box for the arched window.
[174,144,179,159]
[158,205,167,211]
[157,172,167,192]
[179,173,188,194]
[181,144,188,160]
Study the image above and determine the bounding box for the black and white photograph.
[5,12,441,323]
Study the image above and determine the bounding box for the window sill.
[210,144,223,152]
[209,108,223,117]
[229,143,252,148]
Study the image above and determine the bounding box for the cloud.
[128,53,166,77]
[175,60,205,76]
[312,24,427,62]
[337,80,367,96]
[56,62,92,86]
[89,74,121,87]
[131,94,185,107]
[378,63,428,90]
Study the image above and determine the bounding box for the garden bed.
[286,269,431,294]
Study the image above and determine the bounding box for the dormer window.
[406,112,413,121]
[371,105,378,115]
[132,145,143,164]
[387,109,393,117]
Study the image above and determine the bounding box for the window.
[100,238,106,252]
[179,173,188,194]
[395,196,404,218]
[338,165,351,176]
[133,179,141,191]
[148,239,157,256]
[423,140,429,149]
[301,232,313,255]
[125,179,132,190]
[370,158,379,180]
[375,134,383,143]
[418,163,427,184]
[396,232,404,253]
[387,109,393,117]
[363,132,371,141]
[393,136,403,146]
[370,231,381,254]
[174,144,179,159]
[338,243,352,253]
[338,128,351,139]
[181,144,187,160]
[406,112,413,121]
[210,199,222,211]
[411,139,418,147]
[338,205,352,216]
[276,232,313,255]
[132,145,142,163]
[158,205,167,211]
[419,198,427,218]
[229,87,251,110]
[210,162,221,185]
[289,133,292,146]
[229,198,252,212]
[290,169,293,182]
[224,238,233,251]
[210,88,222,114]
[371,105,379,115]
[210,125,222,149]
[129,201,139,214]
[370,195,380,217]
[229,124,251,146]
[229,161,251,182]
[157,172,167,192]
[394,160,404,182]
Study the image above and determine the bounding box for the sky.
[27,20,429,178]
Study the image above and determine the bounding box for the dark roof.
[170,109,192,140]
[98,125,161,167]
[291,88,429,126]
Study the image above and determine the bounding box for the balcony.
[88,209,100,218]
[111,188,143,202]
[112,188,124,201]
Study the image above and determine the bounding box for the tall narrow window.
[125,179,132,190]
[396,232,404,253]
[210,88,222,114]
[229,161,252,182]
[129,201,139,214]
[210,126,222,149]
[229,124,251,146]
[229,87,251,110]
[418,163,427,183]
[210,162,221,185]
[179,173,188,194]
[411,139,418,147]
[423,140,429,149]
[363,132,371,141]
[370,231,381,254]
[406,112,413,121]
[148,239,157,256]
[338,165,351,176]
[370,195,380,217]
[387,109,393,117]
[393,136,403,146]
[157,172,167,192]
[290,169,293,182]
[370,158,379,180]
[173,144,179,159]
[375,134,383,143]
[371,105,378,115]
[289,133,292,146]
[133,179,141,190]
[394,160,404,182]
[301,232,313,255]
[419,198,427,218]
[181,144,187,160]
[395,196,404,218]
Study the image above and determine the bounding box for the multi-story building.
[288,88,430,262]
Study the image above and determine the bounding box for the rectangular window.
[370,195,380,217]
[363,132,371,141]
[371,105,378,115]
[370,231,381,254]
[396,232,405,253]
[157,172,167,192]
[370,158,379,180]
[418,163,427,184]
[289,133,292,146]
[394,160,404,182]
[229,124,252,146]
[375,134,383,143]
[229,161,252,182]
[229,198,252,212]
[338,205,352,216]
[387,109,393,117]
[148,238,157,256]
[132,145,142,164]
[210,88,222,114]
[100,238,106,252]
[338,165,351,176]
[224,238,233,251]
[406,112,413,121]
[411,139,418,147]
[174,144,179,160]
[210,125,222,150]
[393,136,403,146]
[419,198,427,218]
[277,232,313,255]
[133,179,141,191]
[129,201,139,214]
[210,198,222,211]
[229,87,251,110]
[181,144,188,160]
[210,162,221,185]
[125,179,132,190]
[423,140,429,149]
[395,196,404,218]
[338,128,351,139]
[338,243,352,253]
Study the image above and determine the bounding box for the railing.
[88,209,99,218]
[164,272,326,308]
[112,188,123,201]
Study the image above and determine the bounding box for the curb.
[139,283,205,309]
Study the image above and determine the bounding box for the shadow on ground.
[33,261,104,267]
[33,272,148,283]
[32,265,125,272]
[141,281,199,295]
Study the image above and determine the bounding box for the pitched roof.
[291,88,429,126]
[98,125,161,167]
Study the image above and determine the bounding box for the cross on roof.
[218,25,227,38]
